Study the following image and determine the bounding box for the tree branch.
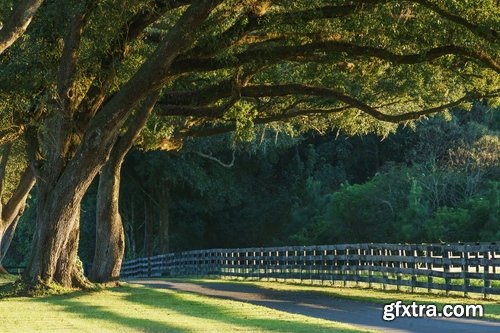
[171,87,499,140]
[157,96,238,117]
[113,91,161,164]
[0,143,12,216]
[233,84,500,122]
[75,0,192,128]
[186,0,499,60]
[194,150,235,168]
[52,0,223,207]
[411,0,499,44]
[171,42,500,74]
[2,166,35,223]
[0,0,44,55]
[57,0,96,114]
[0,126,25,146]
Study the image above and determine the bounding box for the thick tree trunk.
[90,156,125,283]
[90,94,158,283]
[24,181,87,287]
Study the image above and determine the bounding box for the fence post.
[397,246,402,292]
[427,247,433,293]
[368,246,373,289]
[462,245,469,297]
[410,248,417,293]
[483,249,491,299]
[343,247,349,287]
[443,246,450,296]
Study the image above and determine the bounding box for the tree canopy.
[1,0,499,147]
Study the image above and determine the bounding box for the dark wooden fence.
[121,243,500,297]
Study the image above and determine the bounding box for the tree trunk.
[158,189,170,254]
[90,155,125,283]
[24,180,87,287]
[125,199,136,259]
[144,198,153,258]
[90,93,158,283]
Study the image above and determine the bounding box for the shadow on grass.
[113,285,363,333]
[127,279,500,333]
[34,289,188,333]
[27,284,362,333]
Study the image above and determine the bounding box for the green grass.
[0,281,371,333]
[184,277,500,320]
[0,274,17,286]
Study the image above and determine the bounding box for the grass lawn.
[0,274,17,285]
[186,277,500,320]
[0,276,371,333]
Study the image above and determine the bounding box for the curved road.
[128,279,500,333]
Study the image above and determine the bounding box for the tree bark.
[24,178,86,286]
[90,94,158,283]
[90,155,125,283]
[0,0,44,55]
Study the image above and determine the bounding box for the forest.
[4,100,500,275]
[0,0,498,291]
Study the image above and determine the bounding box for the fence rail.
[121,242,500,297]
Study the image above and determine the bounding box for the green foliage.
[1,141,28,204]
[400,180,430,242]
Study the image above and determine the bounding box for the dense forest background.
[5,102,500,269]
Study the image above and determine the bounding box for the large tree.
[0,0,498,287]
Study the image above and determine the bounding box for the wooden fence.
[121,243,500,297]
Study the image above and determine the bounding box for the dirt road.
[128,279,500,333]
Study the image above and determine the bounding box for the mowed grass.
[0,274,17,285]
[185,277,500,320]
[0,277,371,333]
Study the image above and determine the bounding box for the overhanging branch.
[0,0,44,55]
[171,42,499,74]
[166,87,499,140]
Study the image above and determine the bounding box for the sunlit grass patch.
[0,274,17,285]
[0,282,371,333]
